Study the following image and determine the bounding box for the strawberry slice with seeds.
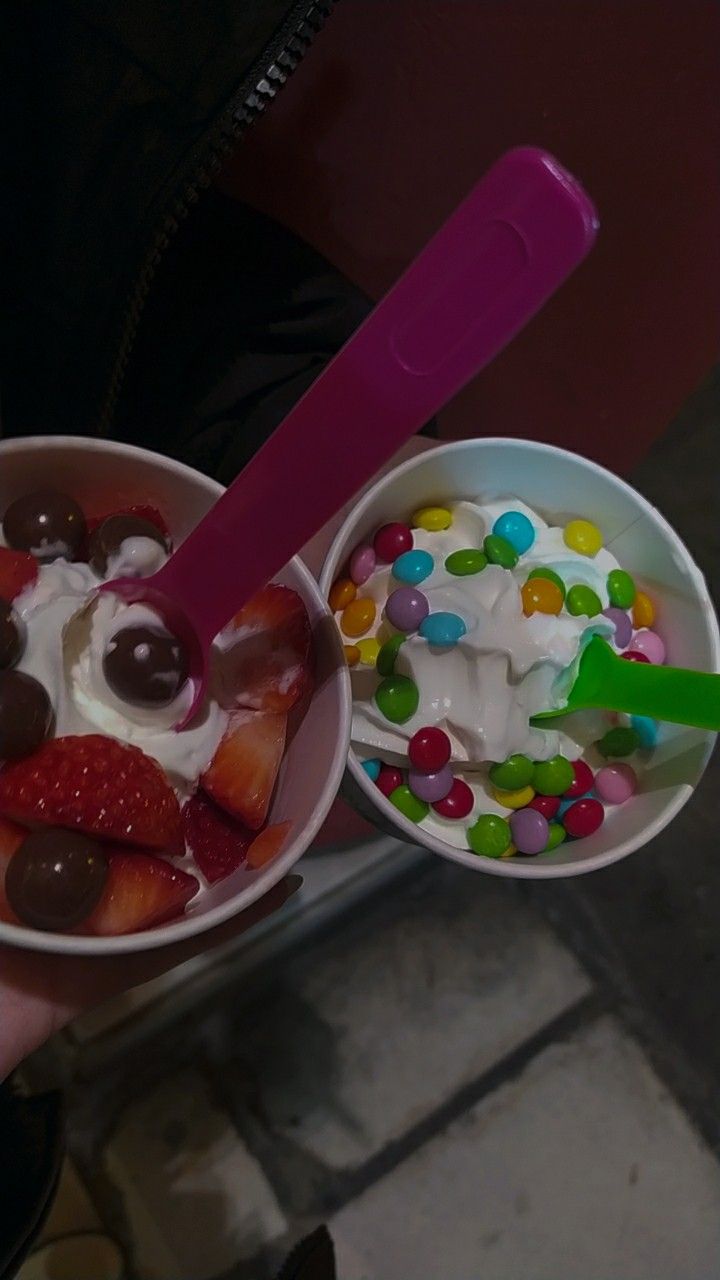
[183,791,253,884]
[217,585,311,713]
[247,820,292,870]
[82,850,198,935]
[0,735,183,851]
[0,817,26,924]
[202,709,287,830]
[0,548,38,600]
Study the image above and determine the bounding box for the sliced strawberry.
[202,709,287,830]
[0,816,26,924]
[183,791,253,884]
[0,735,182,851]
[247,820,292,870]
[217,584,312,713]
[0,548,38,601]
[82,850,198,935]
[86,503,170,540]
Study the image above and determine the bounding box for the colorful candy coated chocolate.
[356,637,380,666]
[622,650,649,663]
[566,584,602,618]
[597,726,640,758]
[563,519,603,557]
[607,569,636,609]
[565,758,594,798]
[408,763,454,803]
[413,505,452,531]
[349,543,376,585]
[389,784,429,822]
[529,793,561,820]
[419,612,467,647]
[563,796,604,837]
[492,784,535,810]
[631,629,666,664]
[527,567,566,601]
[374,522,413,562]
[393,549,434,585]
[445,549,487,576]
[343,644,361,668]
[432,777,474,820]
[341,597,376,637]
[492,510,535,555]
[329,577,356,611]
[361,758,382,782]
[377,633,406,676]
[544,822,567,851]
[510,807,548,855]
[409,726,451,772]
[386,587,429,632]
[467,813,512,858]
[631,715,658,748]
[632,590,655,628]
[521,577,563,616]
[489,754,534,791]
[595,763,637,804]
[603,607,632,649]
[375,674,419,723]
[376,765,404,797]
[532,755,574,796]
[483,533,518,569]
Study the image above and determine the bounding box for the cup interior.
[0,437,351,952]
[320,439,720,879]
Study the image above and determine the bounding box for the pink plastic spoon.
[101,146,598,723]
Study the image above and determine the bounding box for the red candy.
[373,522,413,563]
[376,766,404,797]
[563,797,604,838]
[565,759,594,799]
[529,793,561,820]
[622,650,650,663]
[432,778,474,820]
[409,726,451,772]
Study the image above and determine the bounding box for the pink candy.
[630,629,666,665]
[595,763,637,804]
[350,543,376,585]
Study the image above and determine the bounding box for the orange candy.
[343,644,361,667]
[521,577,564,617]
[341,597,377,637]
[633,590,655,628]
[329,577,357,611]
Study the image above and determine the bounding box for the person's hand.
[0,876,300,1079]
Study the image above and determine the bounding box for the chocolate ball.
[3,489,87,561]
[0,598,24,668]
[103,625,189,707]
[6,829,108,931]
[88,514,169,577]
[0,670,54,759]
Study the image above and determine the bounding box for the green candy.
[489,753,534,791]
[607,569,636,609]
[483,534,518,570]
[376,632,406,677]
[467,813,512,859]
[389,784,429,823]
[445,548,488,577]
[544,822,567,852]
[527,566,566,602]
[597,726,640,758]
[566,584,602,618]
[532,755,575,796]
[375,674,419,724]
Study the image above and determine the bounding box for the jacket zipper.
[98,0,336,437]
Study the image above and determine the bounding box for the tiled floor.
[17,368,720,1280]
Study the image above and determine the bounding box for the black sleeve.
[0,1081,64,1279]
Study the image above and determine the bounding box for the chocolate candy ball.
[3,489,87,562]
[103,625,189,707]
[0,671,53,759]
[88,514,169,576]
[6,829,107,931]
[0,598,24,668]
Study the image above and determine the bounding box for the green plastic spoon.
[531,635,720,730]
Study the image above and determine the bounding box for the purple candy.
[631,628,666,664]
[350,543,376,586]
[386,586,430,632]
[603,607,632,650]
[510,807,549,856]
[408,763,454,803]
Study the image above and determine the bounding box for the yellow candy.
[633,590,655,628]
[412,505,452,532]
[356,637,381,666]
[492,784,536,810]
[500,842,518,859]
[563,518,603,557]
[329,576,357,611]
[343,644,361,668]
[341,597,377,638]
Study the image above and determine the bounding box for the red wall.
[219,0,720,472]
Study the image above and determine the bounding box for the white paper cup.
[0,437,351,953]
[320,439,720,879]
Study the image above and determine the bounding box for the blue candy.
[557,798,574,818]
[392,549,434,585]
[492,510,535,555]
[419,612,467,647]
[361,758,382,782]
[631,715,658,748]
